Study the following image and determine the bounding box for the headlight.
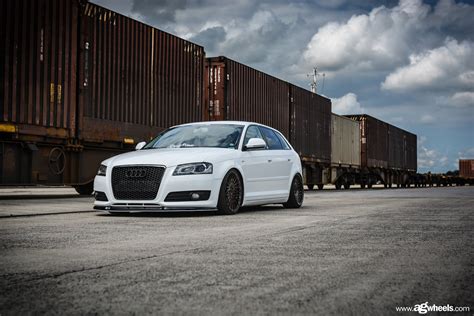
[173,162,213,176]
[97,164,107,176]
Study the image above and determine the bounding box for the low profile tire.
[74,182,93,195]
[217,169,243,215]
[283,174,304,208]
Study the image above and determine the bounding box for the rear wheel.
[217,169,243,215]
[317,184,324,190]
[283,174,304,208]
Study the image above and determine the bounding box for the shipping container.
[347,115,389,169]
[290,85,331,163]
[0,0,79,138]
[205,56,290,138]
[388,125,417,171]
[331,114,360,167]
[78,2,204,144]
[0,0,205,189]
[459,159,474,178]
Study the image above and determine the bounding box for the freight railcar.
[327,114,361,189]
[345,115,417,187]
[205,56,332,189]
[0,0,205,193]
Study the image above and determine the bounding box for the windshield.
[143,124,244,149]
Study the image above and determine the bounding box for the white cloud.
[458,147,474,160]
[420,114,436,124]
[450,92,474,107]
[331,93,363,115]
[381,38,474,92]
[418,136,449,170]
[303,0,431,72]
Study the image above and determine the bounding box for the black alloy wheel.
[217,169,243,215]
[283,175,304,208]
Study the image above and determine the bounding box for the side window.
[243,125,266,148]
[259,127,284,150]
[274,132,291,150]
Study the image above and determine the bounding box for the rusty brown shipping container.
[205,56,290,138]
[0,0,205,188]
[78,3,204,143]
[459,159,474,178]
[0,0,80,137]
[347,115,389,169]
[347,114,417,172]
[290,84,331,163]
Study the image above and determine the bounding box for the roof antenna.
[307,67,325,94]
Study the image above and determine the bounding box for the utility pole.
[307,67,325,94]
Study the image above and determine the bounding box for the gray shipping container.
[331,114,360,168]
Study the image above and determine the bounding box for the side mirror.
[244,138,266,150]
[135,141,146,151]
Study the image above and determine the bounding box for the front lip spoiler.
[94,205,217,211]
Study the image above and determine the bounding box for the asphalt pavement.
[0,186,473,315]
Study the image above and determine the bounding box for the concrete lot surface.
[0,187,473,315]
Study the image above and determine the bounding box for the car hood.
[103,147,239,167]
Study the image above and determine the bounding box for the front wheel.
[283,175,304,208]
[217,169,243,215]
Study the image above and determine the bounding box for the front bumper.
[93,166,222,211]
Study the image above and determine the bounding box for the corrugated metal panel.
[0,0,79,138]
[347,114,417,172]
[405,131,417,172]
[347,115,389,169]
[388,125,404,170]
[205,56,290,138]
[459,159,474,179]
[388,125,416,171]
[78,3,204,143]
[331,113,360,167]
[290,85,331,163]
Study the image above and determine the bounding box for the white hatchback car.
[93,121,303,214]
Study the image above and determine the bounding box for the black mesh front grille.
[111,166,165,200]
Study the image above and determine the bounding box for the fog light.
[191,193,200,200]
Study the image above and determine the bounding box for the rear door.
[258,126,292,195]
[240,126,273,201]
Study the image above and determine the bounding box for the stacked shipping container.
[0,0,204,189]
[205,57,290,138]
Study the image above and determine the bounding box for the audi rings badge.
[125,169,147,178]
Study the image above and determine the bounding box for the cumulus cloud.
[381,38,474,92]
[303,0,431,72]
[331,93,364,115]
[418,136,448,170]
[450,92,474,107]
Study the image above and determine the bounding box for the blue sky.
[92,0,474,173]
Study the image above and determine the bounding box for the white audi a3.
[93,121,303,215]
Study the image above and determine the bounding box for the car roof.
[174,121,271,129]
